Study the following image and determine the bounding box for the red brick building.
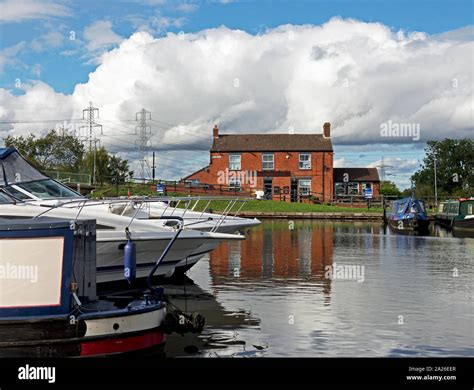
[333,168,380,198]
[184,123,334,202]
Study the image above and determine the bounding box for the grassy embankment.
[91,184,383,214]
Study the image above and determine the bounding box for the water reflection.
[165,220,473,357]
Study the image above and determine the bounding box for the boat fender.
[124,228,136,284]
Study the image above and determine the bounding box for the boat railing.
[31,196,251,231]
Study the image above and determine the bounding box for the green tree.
[4,130,85,171]
[83,147,110,185]
[109,155,133,184]
[411,138,473,197]
[380,180,402,196]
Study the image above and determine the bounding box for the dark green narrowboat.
[435,198,474,234]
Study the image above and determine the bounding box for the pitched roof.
[211,134,333,152]
[333,168,380,182]
[182,165,209,180]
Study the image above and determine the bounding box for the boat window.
[468,204,473,215]
[449,203,459,214]
[3,186,33,200]
[0,192,15,204]
[9,179,81,199]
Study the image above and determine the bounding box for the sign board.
[156,184,165,194]
[364,187,373,199]
[0,237,64,308]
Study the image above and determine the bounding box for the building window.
[348,182,359,195]
[335,182,345,195]
[229,154,241,170]
[229,178,241,191]
[262,153,274,170]
[299,179,311,196]
[299,153,311,169]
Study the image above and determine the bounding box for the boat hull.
[387,216,430,232]
[0,303,166,358]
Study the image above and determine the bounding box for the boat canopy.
[392,197,425,215]
[0,147,48,185]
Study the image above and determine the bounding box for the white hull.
[0,203,243,283]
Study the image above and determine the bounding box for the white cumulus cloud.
[0,18,472,180]
[0,0,70,23]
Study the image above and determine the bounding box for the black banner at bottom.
[0,358,472,387]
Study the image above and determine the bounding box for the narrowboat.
[385,196,430,232]
[0,217,203,357]
[435,198,474,235]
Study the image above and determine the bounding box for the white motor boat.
[0,148,245,282]
[0,192,243,283]
[0,147,259,276]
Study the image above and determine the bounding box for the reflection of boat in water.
[385,197,430,233]
[159,276,261,356]
[435,198,474,238]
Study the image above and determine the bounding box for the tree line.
[380,138,473,198]
[4,130,133,185]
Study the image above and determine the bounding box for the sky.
[0,0,472,189]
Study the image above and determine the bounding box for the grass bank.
[91,185,383,214]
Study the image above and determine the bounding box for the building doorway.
[263,178,273,199]
[290,178,298,202]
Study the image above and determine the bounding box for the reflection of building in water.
[209,221,334,297]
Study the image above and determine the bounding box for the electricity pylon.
[80,102,102,185]
[135,108,152,183]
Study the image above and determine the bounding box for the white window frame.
[299,153,311,170]
[262,153,274,170]
[347,182,359,195]
[299,179,311,196]
[229,154,241,171]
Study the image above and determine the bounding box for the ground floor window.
[335,182,359,195]
[229,178,241,191]
[347,182,359,195]
[299,179,311,196]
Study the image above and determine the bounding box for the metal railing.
[43,170,92,185]
[32,196,253,232]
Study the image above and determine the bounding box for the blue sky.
[1,0,472,94]
[0,0,472,188]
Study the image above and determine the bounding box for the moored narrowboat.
[435,198,474,236]
[0,217,198,357]
[385,196,430,233]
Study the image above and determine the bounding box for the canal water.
[164,220,473,357]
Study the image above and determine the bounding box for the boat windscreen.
[8,179,82,199]
[0,191,15,203]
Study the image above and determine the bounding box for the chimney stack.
[213,124,219,139]
[323,122,331,138]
